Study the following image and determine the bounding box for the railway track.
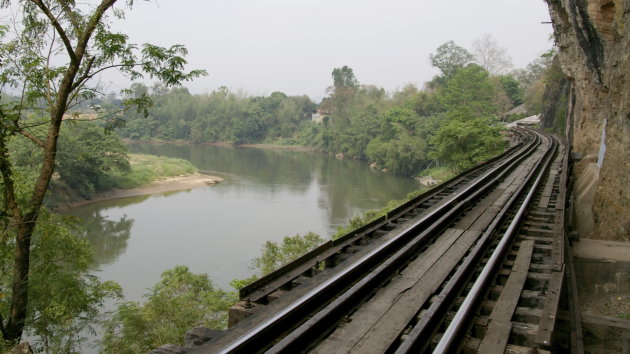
[183,128,572,354]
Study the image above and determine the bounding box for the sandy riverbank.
[58,173,223,210]
[123,139,318,153]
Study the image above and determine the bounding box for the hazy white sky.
[109,0,553,100]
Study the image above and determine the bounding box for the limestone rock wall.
[539,56,571,136]
[545,0,630,241]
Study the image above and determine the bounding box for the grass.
[101,154,196,190]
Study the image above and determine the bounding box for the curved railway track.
[185,128,573,354]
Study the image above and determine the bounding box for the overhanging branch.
[17,129,46,148]
[29,0,78,64]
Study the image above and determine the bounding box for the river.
[65,143,421,305]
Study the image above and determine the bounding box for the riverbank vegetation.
[101,266,235,353]
[100,154,197,191]
[110,39,551,178]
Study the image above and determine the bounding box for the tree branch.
[75,0,118,60]
[45,25,58,107]
[70,56,96,92]
[29,0,78,64]
[73,61,141,85]
[28,0,118,214]
[17,129,46,148]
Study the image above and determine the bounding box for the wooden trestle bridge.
[155,128,582,354]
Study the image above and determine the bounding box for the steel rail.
[238,130,531,303]
[393,130,557,354]
[266,132,543,354]
[216,130,541,353]
[432,133,558,353]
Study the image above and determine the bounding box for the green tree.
[429,41,474,77]
[365,107,428,175]
[0,198,122,352]
[254,232,324,275]
[56,122,131,198]
[430,108,504,170]
[0,0,204,344]
[440,64,497,117]
[102,266,235,353]
[331,65,358,89]
[498,75,524,106]
[230,232,325,291]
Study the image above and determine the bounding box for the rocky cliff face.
[539,56,571,136]
[545,0,629,241]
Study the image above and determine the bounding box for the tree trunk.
[2,0,117,341]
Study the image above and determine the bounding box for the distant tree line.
[113,37,550,176]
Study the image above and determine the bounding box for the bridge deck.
[151,129,578,354]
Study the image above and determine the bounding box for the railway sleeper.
[517,235,554,245]
[486,284,548,311]
[532,247,552,258]
[531,254,552,266]
[513,306,543,323]
[460,336,551,354]
[381,222,398,231]
[473,304,544,336]
[324,253,350,268]
[520,227,555,237]
[340,245,362,254]
[528,210,555,217]
[517,290,548,308]
[372,229,388,238]
[510,321,539,347]
[533,244,553,253]
[503,254,552,272]
[525,272,551,291]
[522,220,555,229]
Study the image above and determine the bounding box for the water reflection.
[64,143,421,301]
[130,144,314,192]
[80,211,133,268]
[127,143,419,227]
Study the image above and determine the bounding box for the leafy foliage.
[498,75,524,106]
[101,266,235,353]
[56,122,131,198]
[100,153,196,190]
[116,60,511,178]
[229,232,325,292]
[254,232,325,275]
[429,40,474,77]
[0,0,205,344]
[331,65,358,89]
[0,204,122,353]
[431,113,503,170]
[116,85,315,144]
